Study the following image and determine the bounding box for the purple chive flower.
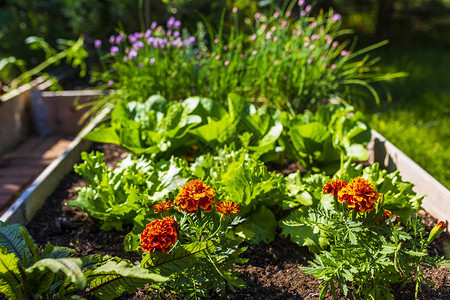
[261,24,267,31]
[286,11,292,17]
[304,41,310,47]
[174,20,181,29]
[94,39,102,48]
[108,80,114,86]
[172,39,179,47]
[214,38,219,44]
[110,46,119,55]
[129,49,137,59]
[232,7,238,14]
[138,63,143,68]
[250,34,257,41]
[281,21,287,29]
[309,44,315,50]
[151,22,157,30]
[145,29,152,38]
[273,12,280,18]
[147,37,154,45]
[301,10,306,16]
[167,17,175,28]
[152,39,159,48]
[331,14,341,22]
[332,41,339,47]
[167,30,172,36]
[133,41,144,50]
[305,5,311,12]
[150,58,155,65]
[274,60,279,65]
[129,33,139,43]
[273,36,279,42]
[173,31,180,37]
[265,31,272,39]
[215,55,221,60]
[109,35,115,44]
[331,64,337,69]
[309,21,317,28]
[298,0,305,6]
[308,57,313,64]
[341,50,350,57]
[252,50,257,55]
[123,56,128,61]
[224,60,230,66]
[115,35,123,44]
[255,12,261,19]
[188,36,196,44]
[311,34,319,40]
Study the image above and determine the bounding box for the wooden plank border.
[368,130,450,224]
[0,106,112,224]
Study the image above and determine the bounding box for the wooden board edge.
[0,106,112,224]
[370,129,450,224]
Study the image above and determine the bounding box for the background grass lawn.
[367,45,450,189]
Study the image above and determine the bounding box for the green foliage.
[280,161,423,252]
[302,216,444,299]
[0,221,84,299]
[69,151,190,231]
[94,4,403,113]
[280,104,371,173]
[0,221,168,299]
[81,260,168,300]
[139,211,246,298]
[335,160,423,220]
[84,94,283,161]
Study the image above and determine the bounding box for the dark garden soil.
[26,144,450,300]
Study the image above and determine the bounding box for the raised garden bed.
[0,89,107,217]
[16,143,450,299]
[1,130,449,299]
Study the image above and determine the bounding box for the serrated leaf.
[81,260,168,300]
[0,222,33,266]
[26,258,86,293]
[0,247,23,299]
[141,241,215,275]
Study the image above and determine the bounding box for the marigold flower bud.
[153,200,175,214]
[428,221,447,244]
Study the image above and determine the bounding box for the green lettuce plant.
[83,93,283,161]
[279,103,372,174]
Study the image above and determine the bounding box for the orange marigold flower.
[174,179,216,214]
[153,200,175,214]
[216,200,240,215]
[337,177,379,213]
[140,216,179,253]
[323,179,348,198]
